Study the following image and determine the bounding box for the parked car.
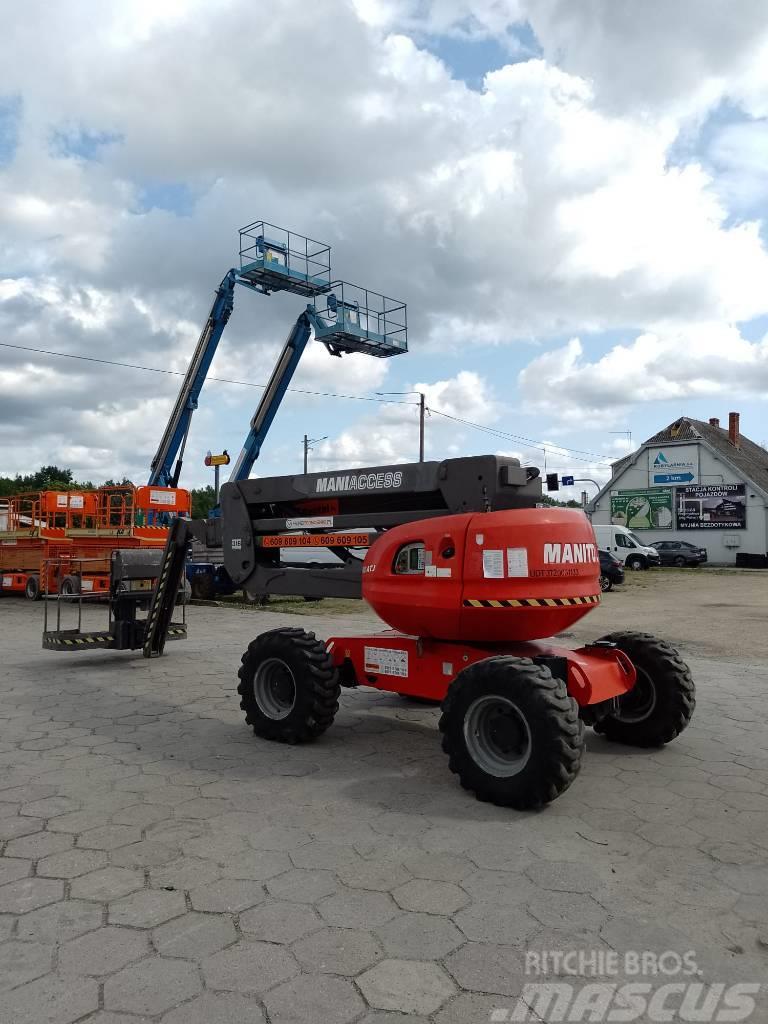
[598,549,625,592]
[650,540,708,567]
[593,525,661,571]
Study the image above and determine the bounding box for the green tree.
[191,485,216,518]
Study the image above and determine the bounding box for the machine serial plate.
[364,646,409,677]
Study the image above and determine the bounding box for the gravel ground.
[0,574,766,1023]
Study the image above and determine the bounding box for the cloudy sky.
[2,0,768,497]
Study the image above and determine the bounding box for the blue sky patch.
[0,95,22,167]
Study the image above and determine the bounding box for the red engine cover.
[362,508,601,642]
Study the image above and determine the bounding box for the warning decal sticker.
[364,646,409,677]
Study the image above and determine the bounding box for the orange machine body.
[327,508,634,709]
[362,508,601,642]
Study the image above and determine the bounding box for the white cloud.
[518,324,768,424]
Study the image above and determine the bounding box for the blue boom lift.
[146,221,407,599]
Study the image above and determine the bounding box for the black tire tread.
[593,630,695,746]
[439,656,585,810]
[237,627,339,744]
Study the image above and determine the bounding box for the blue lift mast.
[148,220,407,490]
[148,270,238,488]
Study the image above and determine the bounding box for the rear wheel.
[599,574,613,592]
[593,631,695,747]
[25,575,41,601]
[60,575,80,597]
[439,657,585,809]
[625,555,646,571]
[190,573,216,600]
[237,627,340,743]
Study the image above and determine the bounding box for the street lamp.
[303,434,328,474]
[375,391,426,462]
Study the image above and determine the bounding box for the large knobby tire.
[25,575,41,601]
[190,573,216,600]
[593,631,695,747]
[60,575,81,597]
[439,656,585,810]
[237,627,340,744]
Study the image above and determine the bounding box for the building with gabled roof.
[590,412,768,564]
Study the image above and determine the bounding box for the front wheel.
[594,631,695,747]
[673,556,686,567]
[237,627,340,743]
[625,555,646,571]
[25,575,41,601]
[439,657,585,809]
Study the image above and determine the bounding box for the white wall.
[591,443,768,563]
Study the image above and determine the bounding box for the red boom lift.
[224,455,695,809]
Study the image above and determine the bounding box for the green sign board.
[610,489,673,529]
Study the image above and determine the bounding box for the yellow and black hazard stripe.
[464,595,600,609]
[44,635,111,647]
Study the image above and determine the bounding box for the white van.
[592,525,661,571]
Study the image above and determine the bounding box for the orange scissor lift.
[0,485,190,600]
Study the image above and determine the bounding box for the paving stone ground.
[0,597,767,1023]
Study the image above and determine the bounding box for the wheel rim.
[674,557,685,567]
[463,695,532,778]
[614,667,657,723]
[600,575,610,592]
[628,558,642,570]
[254,658,296,720]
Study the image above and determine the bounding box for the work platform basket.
[311,281,407,358]
[239,220,332,297]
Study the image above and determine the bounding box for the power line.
[0,339,612,464]
[0,341,417,407]
[426,408,612,464]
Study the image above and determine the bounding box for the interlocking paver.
[161,991,266,1024]
[240,900,323,944]
[376,911,464,959]
[265,972,365,1024]
[78,825,143,850]
[202,940,298,993]
[0,940,53,991]
[392,878,469,914]
[70,867,145,901]
[190,879,266,913]
[0,973,99,1024]
[59,925,149,975]
[153,911,237,958]
[0,878,64,914]
[266,868,338,903]
[37,848,108,878]
[445,941,527,995]
[104,957,201,1015]
[109,888,187,928]
[318,889,399,928]
[0,857,31,886]
[5,831,73,860]
[292,926,383,975]
[16,900,104,943]
[358,958,456,1014]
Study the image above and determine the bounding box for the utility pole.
[418,392,425,463]
[376,391,426,462]
[303,435,327,474]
